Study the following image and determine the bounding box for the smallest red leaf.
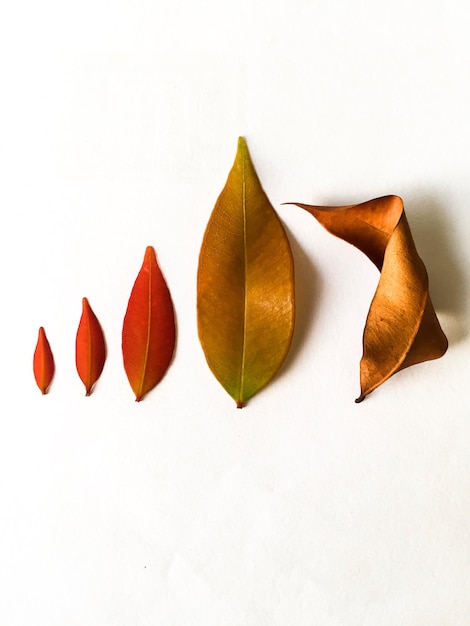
[33,327,55,394]
[75,297,106,396]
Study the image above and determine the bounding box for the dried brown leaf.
[293,195,448,401]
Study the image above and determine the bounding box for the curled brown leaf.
[292,195,448,401]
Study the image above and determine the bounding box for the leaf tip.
[144,245,156,262]
[236,136,251,163]
[355,394,365,404]
[236,400,244,409]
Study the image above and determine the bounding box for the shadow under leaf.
[405,192,468,345]
[276,221,322,379]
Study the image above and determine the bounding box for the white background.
[1,0,469,624]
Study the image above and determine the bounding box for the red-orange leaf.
[75,297,106,396]
[122,246,176,401]
[33,327,54,394]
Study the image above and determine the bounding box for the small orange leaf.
[292,195,448,401]
[122,246,176,401]
[33,327,55,394]
[75,297,106,396]
[197,137,295,407]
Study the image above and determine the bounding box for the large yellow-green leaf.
[197,137,295,407]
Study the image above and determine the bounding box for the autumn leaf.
[197,137,295,408]
[33,327,55,394]
[122,246,176,401]
[75,297,106,395]
[292,195,448,401]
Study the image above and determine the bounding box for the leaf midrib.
[86,306,92,393]
[239,150,248,405]
[138,259,152,400]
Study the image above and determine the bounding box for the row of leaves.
[33,246,176,401]
[34,138,448,405]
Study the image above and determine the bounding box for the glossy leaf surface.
[122,246,176,401]
[198,137,295,407]
[75,297,106,395]
[293,195,448,401]
[33,327,54,394]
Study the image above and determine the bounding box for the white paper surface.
[0,0,469,624]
